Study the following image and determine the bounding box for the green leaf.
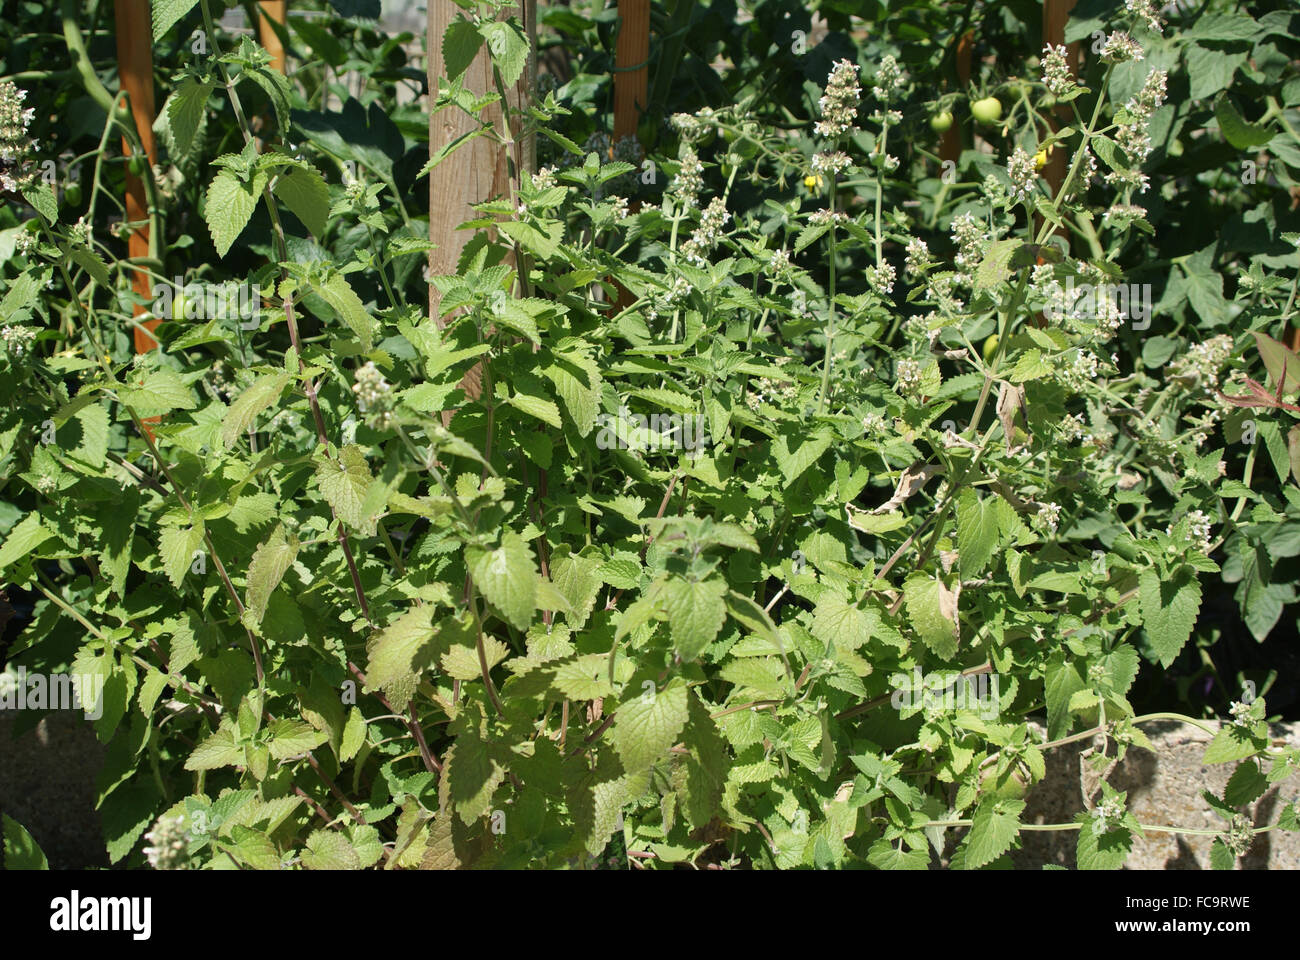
[1139,566,1202,667]
[549,551,602,629]
[365,605,441,710]
[266,719,328,759]
[152,0,199,40]
[1044,653,1086,740]
[340,707,367,762]
[69,248,111,288]
[1223,762,1268,806]
[657,577,727,661]
[244,66,292,133]
[774,430,832,484]
[956,489,1000,579]
[975,239,1022,293]
[509,389,562,428]
[274,167,330,238]
[1076,820,1133,870]
[866,838,929,870]
[810,593,874,650]
[904,573,959,660]
[164,78,214,156]
[158,523,204,590]
[1209,837,1236,870]
[553,654,616,700]
[20,180,57,224]
[185,723,244,770]
[610,677,689,773]
[442,728,506,824]
[244,524,298,628]
[1202,724,1266,764]
[0,512,54,572]
[224,826,281,870]
[205,170,260,258]
[314,273,376,350]
[301,829,362,870]
[466,530,538,632]
[442,18,483,79]
[542,352,600,437]
[479,20,530,85]
[2,814,48,869]
[0,269,41,322]
[964,798,1024,869]
[1215,98,1274,150]
[417,127,490,180]
[316,444,374,532]
[117,367,197,416]
[221,371,289,448]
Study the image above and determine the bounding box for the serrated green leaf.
[610,678,689,773]
[152,0,199,40]
[1139,566,1202,667]
[904,573,959,660]
[301,829,362,869]
[314,273,377,350]
[657,576,727,661]
[316,444,374,532]
[964,798,1023,868]
[244,524,298,627]
[274,167,330,238]
[222,371,289,448]
[158,523,204,590]
[466,530,538,632]
[206,169,260,258]
[956,489,1000,579]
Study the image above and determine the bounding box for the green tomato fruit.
[929,110,954,133]
[127,154,147,177]
[982,334,1000,363]
[971,96,1003,126]
[172,288,187,322]
[63,183,83,207]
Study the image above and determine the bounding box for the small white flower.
[1035,502,1061,534]
[815,60,862,138]
[895,357,922,395]
[1100,31,1144,64]
[1006,147,1039,203]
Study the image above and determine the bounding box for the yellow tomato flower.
[804,174,823,191]
[1034,146,1053,171]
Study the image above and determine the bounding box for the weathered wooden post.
[427,0,535,320]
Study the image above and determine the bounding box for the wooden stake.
[114,0,158,355]
[258,1,288,74]
[613,0,650,143]
[939,30,973,167]
[1042,0,1079,199]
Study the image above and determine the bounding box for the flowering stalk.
[819,175,838,413]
